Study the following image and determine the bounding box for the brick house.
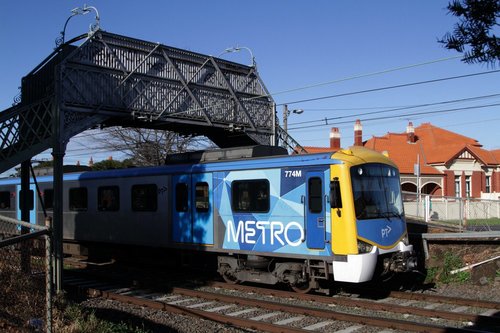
[302,121,500,199]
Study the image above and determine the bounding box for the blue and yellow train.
[0,145,416,292]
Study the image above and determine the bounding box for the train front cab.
[329,147,417,283]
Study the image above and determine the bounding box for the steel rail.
[387,290,500,310]
[86,288,310,333]
[208,281,500,326]
[170,287,481,333]
[64,272,493,333]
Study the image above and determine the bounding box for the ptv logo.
[381,225,392,238]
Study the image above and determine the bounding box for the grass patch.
[464,218,500,226]
[426,251,470,284]
[55,301,150,333]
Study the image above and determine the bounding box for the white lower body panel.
[331,242,414,283]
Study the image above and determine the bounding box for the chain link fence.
[0,215,52,332]
[403,191,500,232]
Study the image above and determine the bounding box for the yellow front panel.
[330,163,358,255]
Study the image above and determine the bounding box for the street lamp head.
[292,109,304,115]
[56,5,100,48]
[219,46,256,67]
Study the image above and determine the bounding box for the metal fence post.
[45,217,53,333]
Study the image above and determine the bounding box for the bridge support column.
[52,148,65,293]
[53,67,65,293]
[20,160,31,273]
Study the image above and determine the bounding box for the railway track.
[63,272,500,333]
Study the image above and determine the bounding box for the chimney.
[406,121,416,143]
[354,119,363,146]
[330,127,341,150]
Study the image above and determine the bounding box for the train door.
[305,172,325,249]
[191,173,213,245]
[172,174,192,243]
[172,173,214,245]
[16,184,37,225]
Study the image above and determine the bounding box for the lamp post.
[282,104,303,148]
[55,5,100,47]
[219,46,256,68]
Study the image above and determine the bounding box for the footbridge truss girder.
[58,30,276,146]
[1,30,284,173]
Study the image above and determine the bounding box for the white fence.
[403,192,500,231]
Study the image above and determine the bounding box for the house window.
[485,176,491,193]
[465,176,471,198]
[454,176,461,197]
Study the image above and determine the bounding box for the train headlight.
[357,240,373,254]
[401,233,410,246]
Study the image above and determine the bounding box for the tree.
[91,158,135,171]
[94,127,215,167]
[439,0,499,66]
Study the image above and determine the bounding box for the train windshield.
[350,164,403,220]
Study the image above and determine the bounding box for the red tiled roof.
[490,149,500,163]
[414,122,481,147]
[305,122,499,175]
[364,133,441,175]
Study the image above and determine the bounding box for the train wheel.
[291,280,313,294]
[222,272,240,285]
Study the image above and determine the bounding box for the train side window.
[43,189,54,210]
[132,184,157,212]
[0,191,10,209]
[308,177,323,213]
[175,183,188,212]
[231,179,269,213]
[19,190,34,210]
[69,187,88,211]
[195,182,209,212]
[98,186,120,211]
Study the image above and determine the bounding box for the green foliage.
[34,160,54,168]
[440,0,500,65]
[424,266,439,284]
[61,303,150,333]
[426,251,471,284]
[91,158,135,171]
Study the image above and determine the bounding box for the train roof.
[0,151,338,184]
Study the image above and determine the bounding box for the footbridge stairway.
[1,30,305,174]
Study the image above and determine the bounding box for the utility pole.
[415,154,421,218]
[282,104,303,149]
[282,104,289,148]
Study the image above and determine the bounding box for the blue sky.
[1,1,499,170]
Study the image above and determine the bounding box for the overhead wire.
[288,93,500,126]
[278,69,500,106]
[288,102,500,130]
